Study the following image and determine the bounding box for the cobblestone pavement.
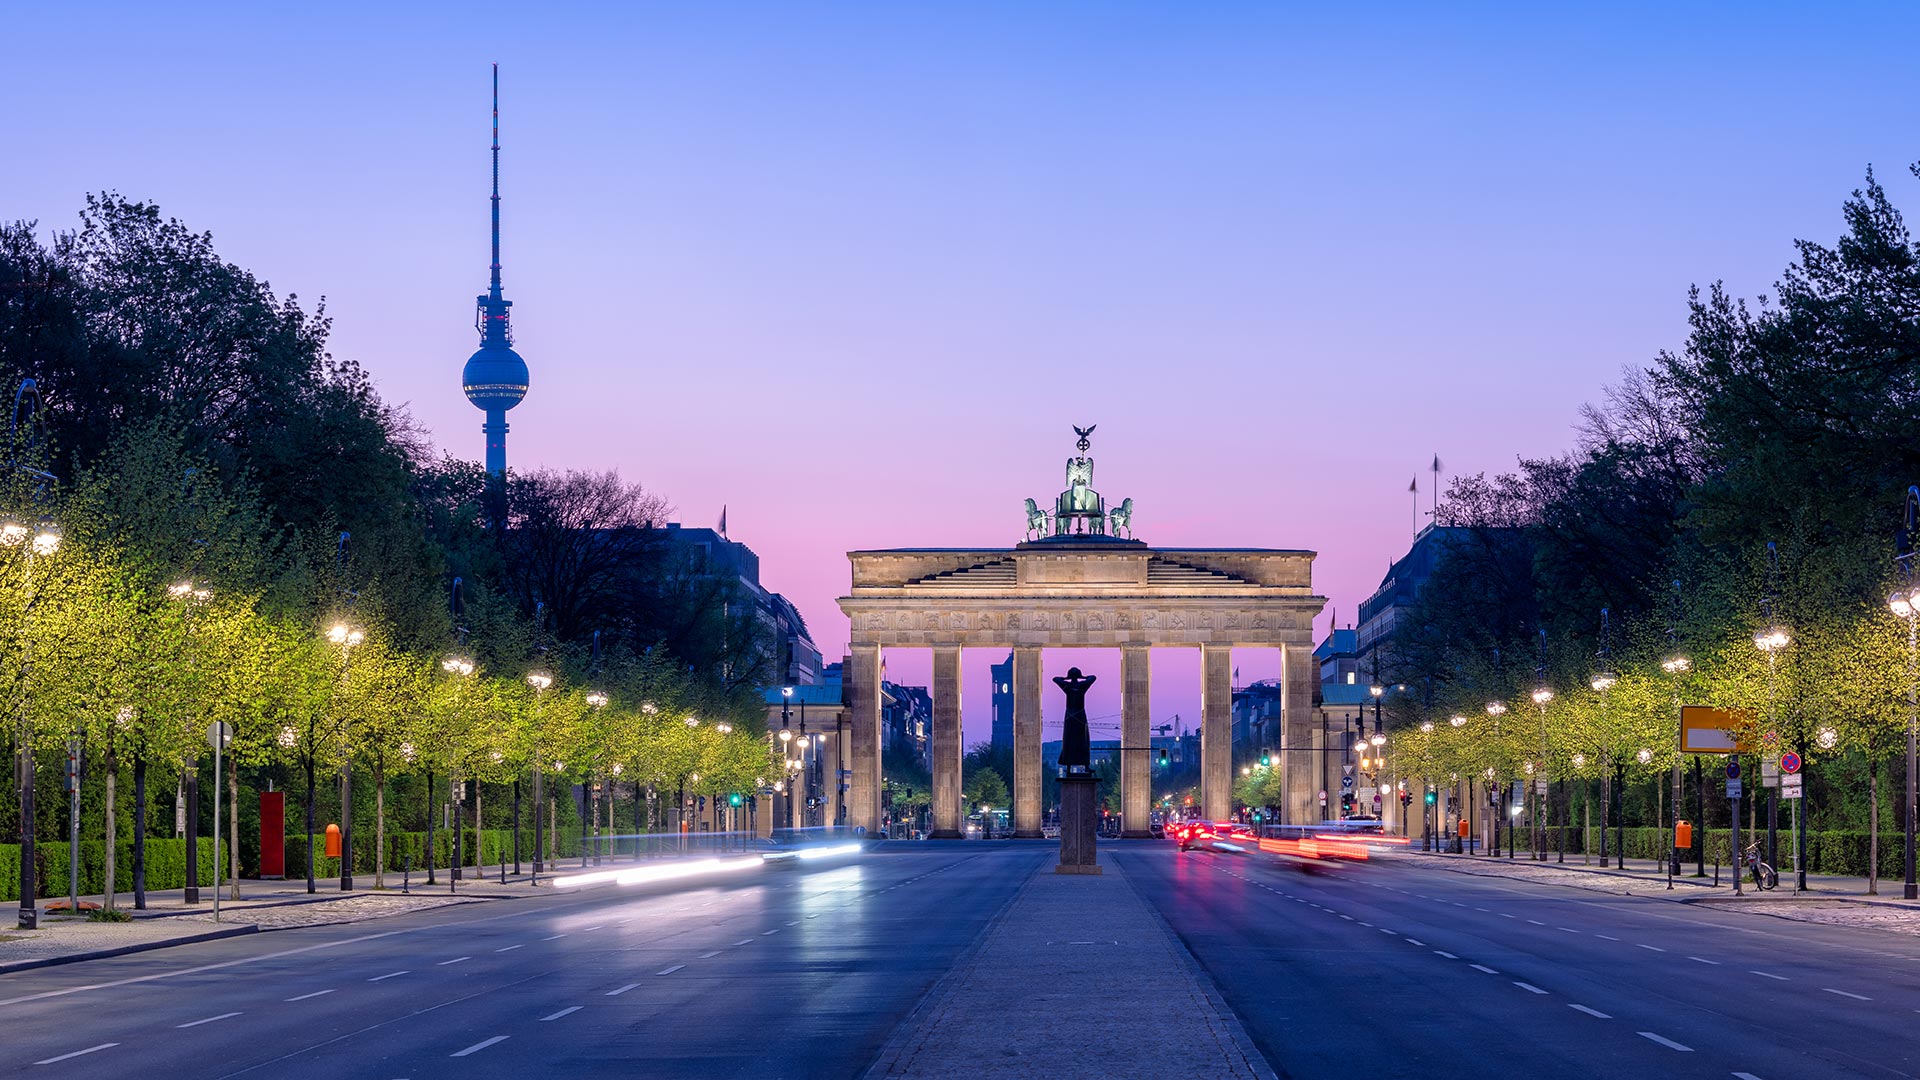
[172,892,491,929]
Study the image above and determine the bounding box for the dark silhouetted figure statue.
[1053,667,1097,772]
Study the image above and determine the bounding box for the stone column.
[1013,645,1044,837]
[1120,645,1152,837]
[846,645,884,835]
[822,716,844,828]
[1201,644,1233,822]
[1281,642,1319,826]
[930,646,964,839]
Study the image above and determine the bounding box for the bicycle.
[1743,842,1779,891]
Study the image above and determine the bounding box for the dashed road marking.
[657,965,684,976]
[1635,944,1665,953]
[33,1044,117,1065]
[1470,964,1499,975]
[284,989,335,1002]
[762,929,781,935]
[1638,1032,1692,1052]
[439,956,471,966]
[539,1006,582,1021]
[1435,951,1457,959]
[451,1035,509,1057]
[1569,1004,1610,1019]
[733,939,753,946]
[1823,988,1871,1001]
[176,1012,242,1028]
[698,950,721,959]
[1751,971,1788,981]
[368,971,409,982]
[494,944,524,953]
[1596,934,1619,941]
[1688,957,1719,966]
[1527,919,1546,926]
[1405,938,1426,946]
[1514,982,1547,995]
[606,983,640,997]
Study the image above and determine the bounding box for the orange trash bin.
[1457,818,1470,839]
[1675,820,1692,849]
[324,823,342,858]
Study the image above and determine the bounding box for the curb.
[0,924,260,975]
[1406,849,1920,908]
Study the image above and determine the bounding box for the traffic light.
[1399,791,1412,807]
[729,792,743,808]
[697,795,706,811]
[1340,792,1353,814]
[1157,747,1170,767]
[1259,752,1271,767]
[1424,790,1437,806]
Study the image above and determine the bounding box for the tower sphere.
[463,343,528,412]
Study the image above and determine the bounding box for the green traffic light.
[729,792,743,807]
[1259,752,1271,767]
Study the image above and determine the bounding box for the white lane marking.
[605,983,640,997]
[1823,988,1871,1001]
[1751,970,1788,981]
[1733,1073,1764,1080]
[698,950,722,959]
[1435,951,1458,959]
[733,939,753,946]
[762,928,781,935]
[1470,964,1499,974]
[786,920,800,926]
[368,971,410,982]
[580,925,604,932]
[1474,907,1490,912]
[1527,919,1546,926]
[1638,1032,1692,1052]
[176,1011,242,1028]
[1569,1004,1611,1019]
[1635,944,1666,953]
[539,1006,582,1021]
[543,934,568,941]
[284,989,335,1002]
[657,965,684,976]
[1688,956,1719,965]
[1596,934,1620,941]
[438,956,472,966]
[1499,914,1517,919]
[494,944,524,953]
[1405,938,1426,946]
[1339,915,1354,921]
[1514,982,1547,995]
[1558,927,1580,934]
[1378,928,1395,935]
[806,913,820,919]
[451,1035,509,1057]
[34,1044,118,1065]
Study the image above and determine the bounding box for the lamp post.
[8,379,59,929]
[1483,702,1506,856]
[1890,487,1920,900]
[327,620,365,890]
[585,690,608,866]
[527,671,552,883]
[1591,609,1619,867]
[1662,580,1691,889]
[1754,542,1791,883]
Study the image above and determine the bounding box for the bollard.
[402,850,410,895]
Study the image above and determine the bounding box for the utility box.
[260,791,286,878]
[325,822,342,858]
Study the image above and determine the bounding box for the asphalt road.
[1119,846,1920,1080]
[9,842,1920,1079]
[0,847,1044,1080]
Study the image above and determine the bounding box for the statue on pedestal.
[1053,666,1097,775]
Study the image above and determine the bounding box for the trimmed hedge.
[280,828,581,881]
[0,839,220,902]
[1541,826,1911,877]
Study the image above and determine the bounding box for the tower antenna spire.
[489,61,502,303]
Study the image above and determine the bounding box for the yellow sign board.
[1680,706,1757,755]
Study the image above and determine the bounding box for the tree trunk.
[304,753,316,894]
[103,749,118,912]
[374,759,386,890]
[228,756,240,900]
[474,788,484,873]
[1870,758,1880,895]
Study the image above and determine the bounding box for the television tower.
[462,63,529,478]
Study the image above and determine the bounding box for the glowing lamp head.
[585,691,609,708]
[1532,687,1554,705]
[715,723,732,734]
[1589,672,1616,692]
[443,657,475,676]
[782,686,794,698]
[1419,721,1434,733]
[30,524,59,556]
[1661,655,1691,674]
[1486,701,1508,716]
[1450,715,1467,728]
[1817,726,1838,750]
[1483,767,1496,780]
[1368,684,1384,699]
[328,624,364,647]
[685,716,699,727]
[277,726,297,749]
[0,520,24,546]
[1892,593,1913,618]
[1369,732,1386,747]
[1572,753,1587,769]
[526,672,552,691]
[1636,747,1653,765]
[779,728,793,742]
[1753,627,1791,653]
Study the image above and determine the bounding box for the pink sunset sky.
[10,3,1920,746]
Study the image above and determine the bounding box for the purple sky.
[11,3,1920,746]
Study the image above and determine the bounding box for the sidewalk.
[0,853,644,975]
[865,856,1275,1080]
[1397,846,1920,937]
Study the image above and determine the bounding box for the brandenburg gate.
[837,429,1326,838]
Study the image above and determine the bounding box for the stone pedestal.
[1056,773,1102,875]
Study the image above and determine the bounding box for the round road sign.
[1725,759,1740,779]
[1780,751,1802,775]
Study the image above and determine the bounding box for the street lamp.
[1893,486,1920,900]
[1592,609,1621,867]
[327,618,364,891]
[3,503,57,928]
[1755,541,1794,886]
[527,671,553,881]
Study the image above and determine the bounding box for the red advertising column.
[260,790,286,879]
